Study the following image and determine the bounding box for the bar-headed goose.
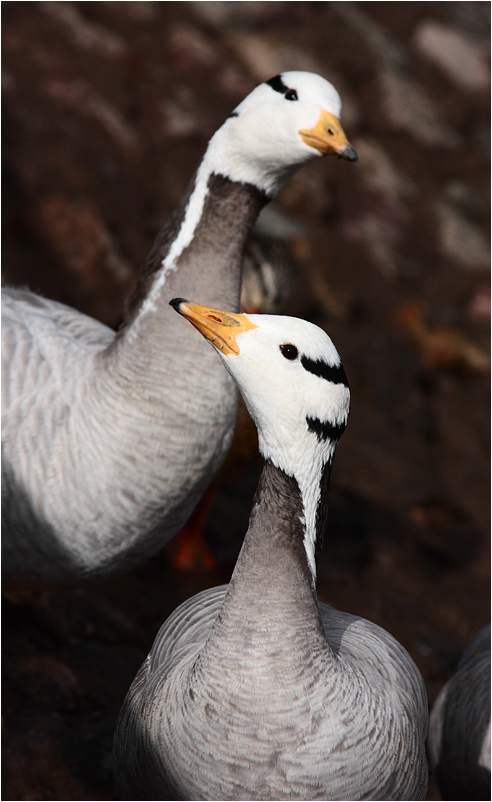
[428,624,490,801]
[2,71,357,585]
[113,300,428,801]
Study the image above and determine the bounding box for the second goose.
[114,299,428,801]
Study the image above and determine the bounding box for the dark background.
[2,2,490,799]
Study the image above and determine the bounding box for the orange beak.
[299,109,358,161]
[170,298,257,355]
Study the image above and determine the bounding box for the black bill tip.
[169,297,189,312]
[340,144,358,162]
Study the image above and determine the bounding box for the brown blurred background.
[2,2,490,799]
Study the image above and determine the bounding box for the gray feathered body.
[428,624,491,801]
[2,176,266,584]
[115,592,428,801]
[114,462,428,801]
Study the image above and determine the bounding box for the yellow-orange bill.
[299,109,358,161]
[169,298,257,355]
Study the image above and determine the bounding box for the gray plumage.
[428,624,491,801]
[2,71,357,585]
[114,311,428,801]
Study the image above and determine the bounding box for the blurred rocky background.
[2,2,490,799]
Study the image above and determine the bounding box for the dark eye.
[285,88,298,101]
[280,343,299,360]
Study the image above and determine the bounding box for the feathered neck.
[126,172,267,331]
[197,458,333,666]
[105,170,267,379]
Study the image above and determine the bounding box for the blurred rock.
[436,1,491,43]
[34,196,134,325]
[468,279,491,322]
[276,168,331,218]
[342,193,409,280]
[395,301,491,373]
[43,79,141,157]
[42,1,127,58]
[2,70,15,91]
[474,125,491,162]
[102,1,158,23]
[435,202,490,271]
[227,32,319,81]
[320,491,372,574]
[36,196,133,284]
[444,179,487,221]
[332,1,408,71]
[379,70,460,148]
[160,88,204,140]
[336,87,361,130]
[353,136,417,201]
[191,1,290,28]
[413,20,490,92]
[168,23,217,70]
[2,726,95,802]
[19,656,84,711]
[216,65,253,98]
[410,497,487,567]
[303,259,350,321]
[342,211,401,280]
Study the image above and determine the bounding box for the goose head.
[171,298,350,578]
[204,71,358,197]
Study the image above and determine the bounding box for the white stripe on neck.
[262,438,336,585]
[132,157,213,335]
[297,446,335,584]
[129,110,292,338]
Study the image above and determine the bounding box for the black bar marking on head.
[306,416,346,442]
[266,75,289,94]
[228,111,239,118]
[301,356,349,388]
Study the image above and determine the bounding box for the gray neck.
[101,171,267,389]
[198,459,333,669]
[129,173,268,320]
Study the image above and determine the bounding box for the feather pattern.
[116,605,428,800]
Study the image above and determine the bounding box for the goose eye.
[285,89,298,101]
[280,343,299,360]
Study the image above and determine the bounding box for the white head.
[132,72,356,335]
[203,71,358,197]
[171,299,350,579]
